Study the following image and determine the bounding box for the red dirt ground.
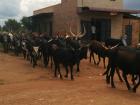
[0,52,140,105]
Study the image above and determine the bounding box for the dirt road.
[0,52,140,105]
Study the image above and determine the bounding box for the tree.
[0,25,2,31]
[20,16,32,31]
[3,19,21,32]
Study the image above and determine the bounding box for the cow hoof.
[106,78,110,84]
[71,77,74,80]
[128,88,134,93]
[60,77,63,80]
[54,75,57,78]
[132,88,136,93]
[59,75,63,80]
[112,85,116,88]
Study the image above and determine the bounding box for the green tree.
[3,19,21,32]
[0,25,2,31]
[20,16,32,31]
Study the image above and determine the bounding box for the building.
[31,0,140,45]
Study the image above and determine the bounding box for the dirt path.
[0,52,140,105]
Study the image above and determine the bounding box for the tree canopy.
[20,16,32,31]
[2,16,32,33]
[3,19,21,32]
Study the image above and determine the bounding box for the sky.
[0,0,140,26]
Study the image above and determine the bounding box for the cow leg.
[50,56,53,68]
[103,57,106,69]
[133,74,140,93]
[90,52,96,64]
[54,63,57,77]
[132,75,136,85]
[132,75,137,85]
[76,62,80,72]
[89,51,93,63]
[43,55,48,68]
[110,66,116,88]
[116,68,123,82]
[23,50,26,59]
[33,57,36,68]
[33,54,37,68]
[58,64,63,79]
[105,64,111,84]
[92,53,97,65]
[27,51,30,60]
[70,65,74,80]
[97,55,101,66]
[46,55,49,67]
[64,65,68,78]
[89,52,92,63]
[30,55,33,64]
[122,72,131,91]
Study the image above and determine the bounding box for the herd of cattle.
[0,32,140,93]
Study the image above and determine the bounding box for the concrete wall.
[77,0,123,9]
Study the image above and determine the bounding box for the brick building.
[31,0,140,45]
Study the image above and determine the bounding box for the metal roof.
[78,7,140,14]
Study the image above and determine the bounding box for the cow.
[105,46,140,92]
[47,25,88,80]
[39,36,53,68]
[1,34,10,53]
[50,38,88,80]
[13,36,22,56]
[89,40,108,68]
[105,38,123,48]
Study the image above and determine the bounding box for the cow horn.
[70,25,76,37]
[78,25,86,38]
[101,44,109,50]
[65,32,70,38]
[110,43,120,49]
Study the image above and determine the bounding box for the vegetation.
[3,19,21,32]
[20,16,32,32]
[1,16,32,33]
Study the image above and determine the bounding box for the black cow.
[13,36,22,56]
[105,46,140,92]
[50,37,88,80]
[1,34,10,53]
[53,46,87,80]
[105,38,123,47]
[89,40,108,68]
[39,36,52,68]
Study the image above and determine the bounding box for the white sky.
[0,0,61,25]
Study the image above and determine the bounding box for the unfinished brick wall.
[123,19,140,46]
[111,14,123,38]
[53,0,80,36]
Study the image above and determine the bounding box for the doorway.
[81,19,111,42]
[125,25,132,45]
[92,19,111,41]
